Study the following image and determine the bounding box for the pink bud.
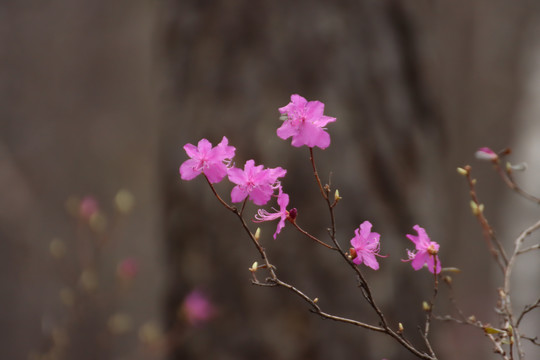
[475,147,498,161]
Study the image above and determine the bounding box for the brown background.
[1,1,539,359]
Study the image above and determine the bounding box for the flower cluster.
[180,94,442,273]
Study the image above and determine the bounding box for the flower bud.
[334,189,342,201]
[249,261,258,272]
[254,228,261,242]
[313,298,319,304]
[506,162,527,172]
[422,301,431,312]
[398,322,404,333]
[475,147,498,161]
[288,208,297,221]
[470,201,480,216]
[349,247,357,261]
[456,167,468,176]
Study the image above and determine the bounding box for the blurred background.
[1,1,539,359]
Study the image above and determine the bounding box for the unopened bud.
[334,189,342,201]
[349,247,357,260]
[443,276,452,285]
[254,228,261,242]
[250,261,258,272]
[313,298,319,304]
[288,208,297,221]
[470,201,480,216]
[506,162,527,172]
[398,322,404,333]
[471,178,477,185]
[456,167,468,176]
[422,301,431,312]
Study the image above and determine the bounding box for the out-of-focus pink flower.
[228,160,286,206]
[277,94,336,149]
[117,257,139,281]
[475,147,498,161]
[402,225,441,274]
[180,137,235,183]
[182,290,216,326]
[350,221,384,270]
[254,187,291,239]
[79,196,99,220]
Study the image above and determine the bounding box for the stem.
[291,222,336,250]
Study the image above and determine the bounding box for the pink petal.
[204,163,228,183]
[305,100,325,119]
[360,221,373,238]
[426,255,442,274]
[227,167,247,185]
[249,186,273,206]
[183,143,199,158]
[231,186,248,203]
[362,253,380,270]
[277,122,298,140]
[197,138,212,154]
[273,217,286,239]
[180,159,201,180]
[411,251,428,270]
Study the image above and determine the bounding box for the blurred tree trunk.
[0,2,164,360]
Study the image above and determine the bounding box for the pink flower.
[402,225,441,274]
[180,137,235,183]
[475,147,498,161]
[350,221,384,270]
[116,257,139,281]
[277,94,336,149]
[228,160,286,206]
[253,187,291,239]
[79,196,99,220]
[182,290,216,326]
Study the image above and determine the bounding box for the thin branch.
[291,221,336,250]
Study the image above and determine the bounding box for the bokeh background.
[1,1,539,359]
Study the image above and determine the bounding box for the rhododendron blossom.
[180,137,235,183]
[254,187,291,239]
[228,160,286,206]
[277,94,336,149]
[475,147,498,161]
[402,225,441,274]
[350,221,384,270]
[182,290,216,326]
